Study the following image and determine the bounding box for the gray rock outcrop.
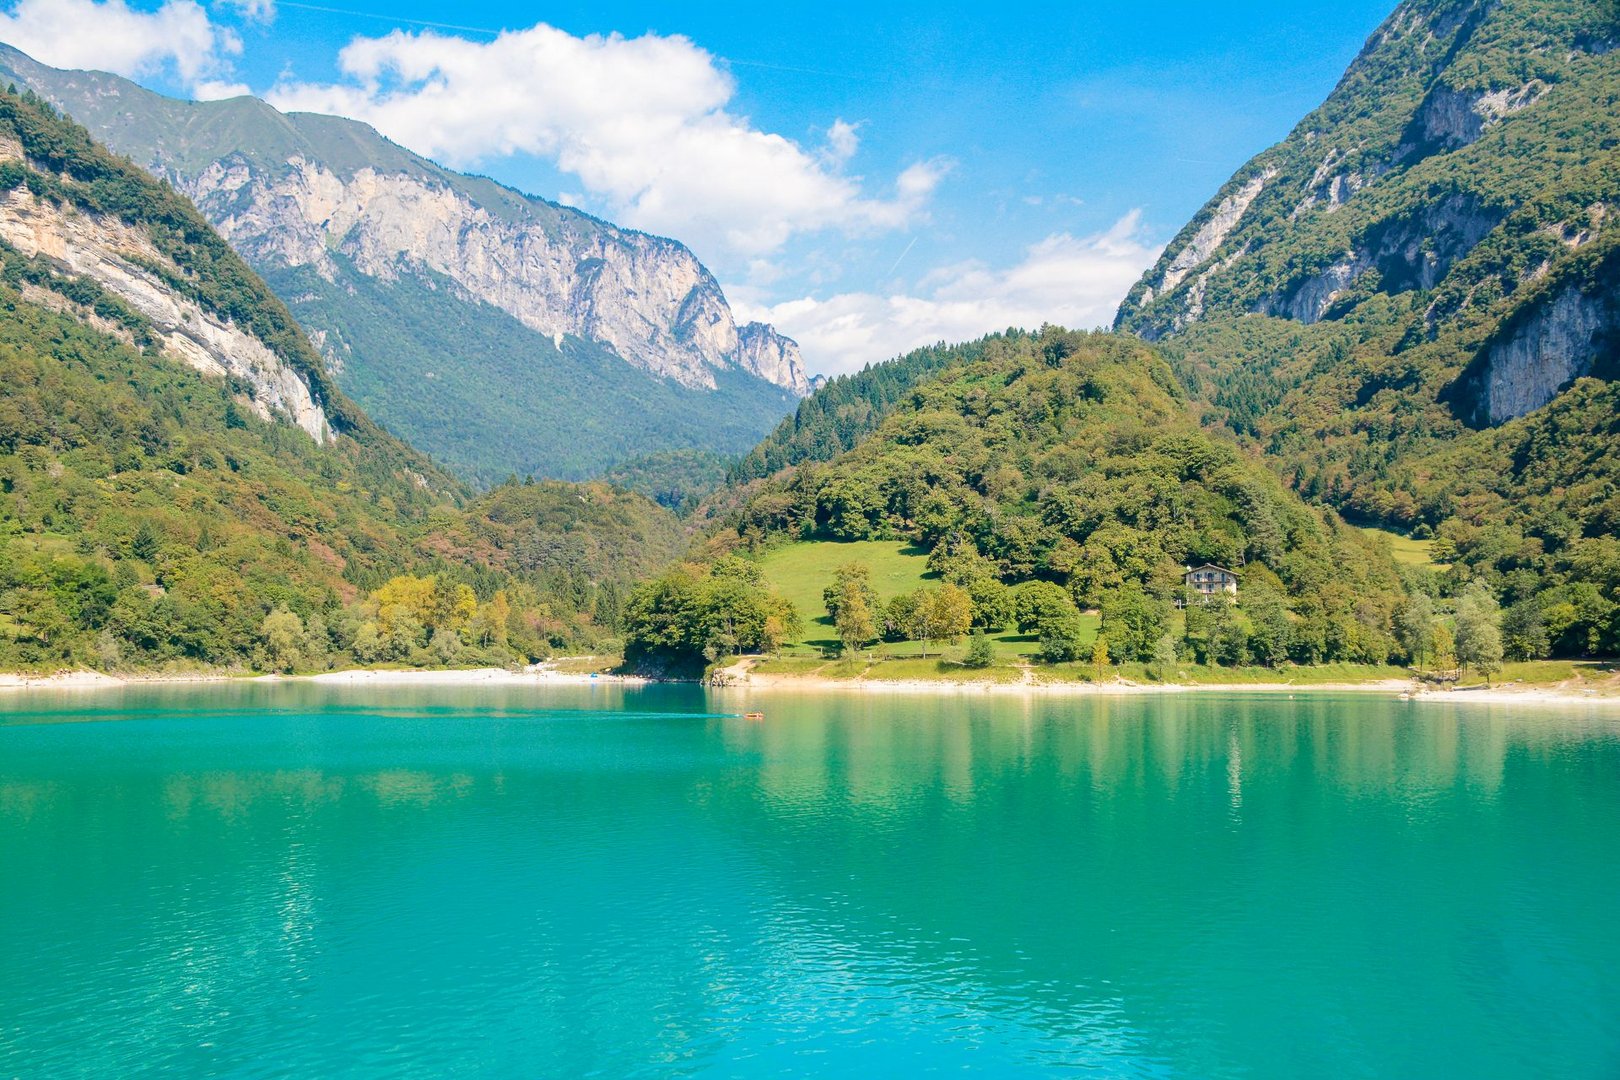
[0,44,813,399]
[0,135,329,440]
[182,156,810,393]
[1476,284,1613,423]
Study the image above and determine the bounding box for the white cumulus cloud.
[821,118,860,166]
[193,79,251,100]
[0,0,238,85]
[267,23,944,262]
[734,213,1162,377]
[219,0,273,23]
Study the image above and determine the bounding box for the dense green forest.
[728,337,995,483]
[0,88,681,673]
[621,556,801,677]
[269,258,798,486]
[630,328,1432,674]
[600,449,733,513]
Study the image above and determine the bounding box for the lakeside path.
[3,661,1618,708]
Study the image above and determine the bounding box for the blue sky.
[0,0,1396,373]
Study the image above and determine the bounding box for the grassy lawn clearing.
[755,540,935,649]
[1358,526,1448,571]
[753,539,1103,659]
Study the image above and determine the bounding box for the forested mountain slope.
[0,44,806,483]
[1112,0,1620,654]
[695,328,1410,666]
[729,337,998,483]
[0,89,682,671]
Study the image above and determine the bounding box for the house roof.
[1184,564,1238,576]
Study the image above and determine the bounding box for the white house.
[1184,564,1239,598]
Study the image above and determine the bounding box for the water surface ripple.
[2,684,1618,1076]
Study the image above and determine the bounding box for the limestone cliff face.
[736,322,811,395]
[0,136,328,440]
[0,45,811,399]
[1481,286,1607,421]
[1136,168,1273,314]
[1399,81,1548,157]
[1448,272,1618,425]
[1114,0,1615,345]
[181,155,809,393]
[1257,194,1506,324]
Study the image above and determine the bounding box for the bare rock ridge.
[736,321,811,394]
[1137,168,1273,306]
[0,131,329,441]
[186,154,811,395]
[0,44,811,398]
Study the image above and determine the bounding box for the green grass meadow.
[1358,526,1447,570]
[752,539,1100,661]
[754,540,935,650]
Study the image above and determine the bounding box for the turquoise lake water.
[2,684,1618,1077]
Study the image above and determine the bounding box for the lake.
[2,684,1617,1076]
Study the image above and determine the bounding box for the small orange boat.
[743,712,765,721]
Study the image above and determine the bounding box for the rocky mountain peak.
[1114,0,1618,354]
[0,44,812,398]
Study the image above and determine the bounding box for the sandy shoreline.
[304,666,645,688]
[0,665,645,693]
[3,662,1616,707]
[725,673,1417,697]
[714,670,1620,707]
[701,656,1620,707]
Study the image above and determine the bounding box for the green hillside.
[1117,0,1620,340]
[729,337,994,483]
[1113,0,1620,658]
[0,89,681,672]
[269,259,796,485]
[636,327,1411,674]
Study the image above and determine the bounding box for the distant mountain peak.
[0,42,813,482]
[0,44,810,395]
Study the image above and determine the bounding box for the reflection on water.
[1,684,1618,1077]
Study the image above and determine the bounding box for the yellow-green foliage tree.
[260,608,305,673]
[835,578,878,656]
[908,583,973,658]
